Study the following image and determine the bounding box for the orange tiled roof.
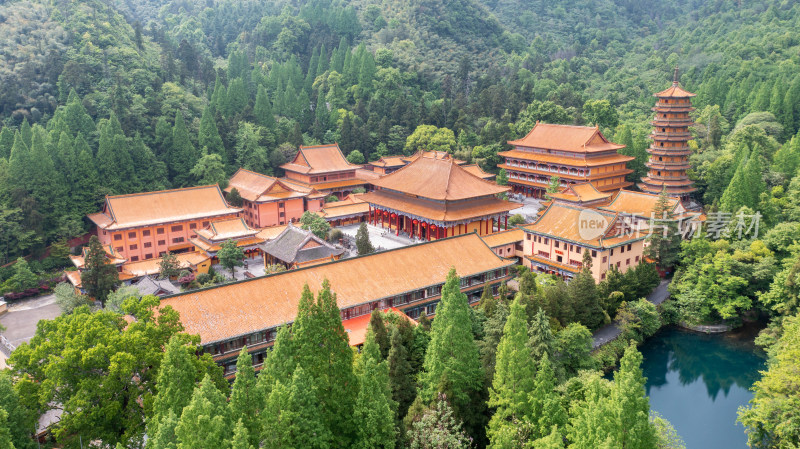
[343,307,417,346]
[526,255,581,274]
[191,236,265,253]
[361,189,520,223]
[355,168,382,181]
[256,225,289,241]
[121,251,210,279]
[317,201,370,220]
[65,270,83,289]
[69,245,127,269]
[551,182,612,203]
[407,151,466,165]
[498,150,633,167]
[160,233,515,344]
[195,217,259,241]
[522,202,644,249]
[480,228,525,248]
[369,156,509,201]
[87,185,241,231]
[507,123,625,153]
[226,169,312,202]
[368,156,408,168]
[461,164,495,180]
[280,144,362,174]
[600,190,681,219]
[655,82,696,98]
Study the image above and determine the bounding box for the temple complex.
[87,185,241,262]
[499,123,633,198]
[159,233,515,376]
[226,168,325,228]
[360,156,520,239]
[280,144,369,198]
[639,68,697,199]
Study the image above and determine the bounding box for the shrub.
[328,228,344,243]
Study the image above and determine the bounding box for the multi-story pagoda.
[639,68,696,199]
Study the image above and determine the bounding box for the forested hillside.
[1,0,799,264]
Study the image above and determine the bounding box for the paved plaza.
[212,255,268,281]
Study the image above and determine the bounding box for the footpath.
[592,279,671,349]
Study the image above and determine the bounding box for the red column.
[396,214,400,236]
[505,215,508,230]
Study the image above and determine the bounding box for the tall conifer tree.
[170,111,199,186]
[419,268,484,439]
[487,294,535,446]
[354,331,397,449]
[175,374,230,449]
[229,347,262,448]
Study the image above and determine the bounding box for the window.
[278,202,285,208]
[635,256,640,262]
[526,234,531,241]
[279,212,285,217]
[621,246,625,253]
[616,261,621,268]
[158,240,166,246]
[626,258,631,266]
[172,237,184,244]
[627,244,632,251]
[129,244,137,250]
[142,230,150,237]
[145,254,152,259]
[127,232,136,239]
[601,273,606,280]
[610,249,614,256]
[144,242,152,248]
[576,246,581,254]
[591,250,597,257]
[189,223,197,229]
[602,256,607,263]
[556,255,563,262]
[114,234,122,241]
[554,241,559,248]
[115,246,123,252]
[157,228,165,235]
[202,221,209,227]
[171,225,183,232]
[544,238,549,244]
[130,256,139,262]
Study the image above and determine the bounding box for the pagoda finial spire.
[673,66,680,85]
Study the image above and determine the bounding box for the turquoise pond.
[638,325,766,449]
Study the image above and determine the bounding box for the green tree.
[419,268,484,438]
[235,122,270,175]
[175,374,231,449]
[199,105,224,159]
[646,188,681,270]
[404,124,456,155]
[556,323,595,377]
[8,298,190,448]
[739,314,800,448]
[0,371,36,449]
[263,366,332,449]
[528,307,557,361]
[496,168,509,186]
[347,149,365,164]
[354,331,397,449]
[254,86,276,129]
[170,112,200,187]
[299,211,331,240]
[218,239,244,278]
[566,251,605,329]
[81,236,120,306]
[369,310,391,358]
[611,344,657,449]
[388,325,416,423]
[583,99,619,129]
[191,152,227,186]
[478,301,509,386]
[148,410,179,449]
[231,419,254,449]
[159,252,181,280]
[227,187,244,207]
[487,294,536,445]
[229,347,262,448]
[292,281,357,446]
[356,222,375,255]
[408,394,472,449]
[53,281,90,314]
[8,257,37,292]
[530,354,567,439]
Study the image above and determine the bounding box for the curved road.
[592,279,671,349]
